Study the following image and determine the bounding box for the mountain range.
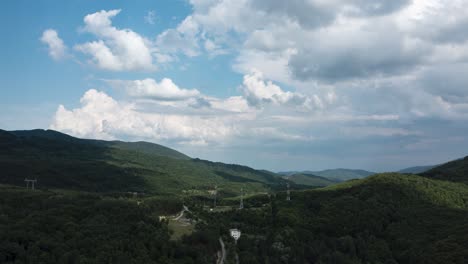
[279,168,375,182]
[1,129,468,263]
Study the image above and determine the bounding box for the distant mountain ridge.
[398,165,437,174]
[279,168,375,182]
[284,173,338,187]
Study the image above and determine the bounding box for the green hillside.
[2,129,468,263]
[398,165,437,174]
[0,185,217,263]
[0,129,286,196]
[205,173,468,263]
[285,173,337,187]
[421,156,468,183]
[105,141,190,160]
[10,129,190,160]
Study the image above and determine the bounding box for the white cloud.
[171,0,468,122]
[144,10,156,25]
[50,70,342,147]
[109,78,200,101]
[156,16,201,57]
[210,96,250,113]
[75,9,155,71]
[40,29,67,60]
[75,41,122,71]
[50,89,237,143]
[241,70,321,110]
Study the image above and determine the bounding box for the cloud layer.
[43,2,468,170]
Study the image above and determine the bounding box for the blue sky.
[1,0,468,172]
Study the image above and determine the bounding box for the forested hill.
[421,156,468,183]
[0,129,286,195]
[2,128,468,263]
[9,129,190,160]
[209,172,468,263]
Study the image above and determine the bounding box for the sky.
[1,0,468,172]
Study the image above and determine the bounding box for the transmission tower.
[286,182,291,201]
[25,179,37,190]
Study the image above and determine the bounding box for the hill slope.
[106,141,190,160]
[10,129,190,160]
[398,165,437,174]
[421,156,468,183]
[209,173,468,263]
[284,173,337,187]
[0,129,286,196]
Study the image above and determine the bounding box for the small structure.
[230,228,241,244]
[24,179,37,190]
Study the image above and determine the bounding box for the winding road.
[217,237,226,264]
[174,205,190,221]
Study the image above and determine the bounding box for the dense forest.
[1,130,468,263]
[0,186,220,264]
[201,173,468,263]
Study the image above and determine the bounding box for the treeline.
[0,186,216,264]
[2,173,468,263]
[193,173,468,263]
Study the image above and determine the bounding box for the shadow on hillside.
[0,133,148,193]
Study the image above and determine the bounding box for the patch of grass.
[168,219,195,240]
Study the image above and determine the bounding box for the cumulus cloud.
[105,70,325,113]
[177,0,468,84]
[75,9,155,71]
[50,88,316,147]
[156,16,201,57]
[209,96,251,113]
[50,70,338,147]
[40,29,67,60]
[50,89,236,143]
[174,0,468,119]
[288,19,428,82]
[241,70,319,110]
[109,78,200,101]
